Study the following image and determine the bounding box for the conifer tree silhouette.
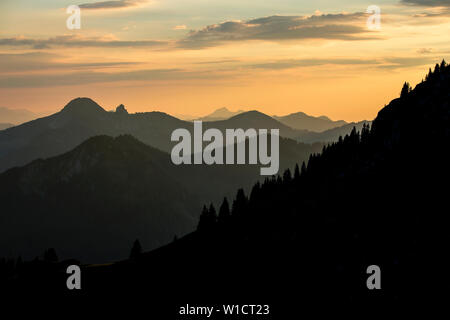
[130,239,142,260]
[218,197,231,224]
[400,82,411,98]
[43,248,58,262]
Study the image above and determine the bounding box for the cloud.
[0,52,139,73]
[0,68,223,88]
[401,0,450,7]
[177,13,381,49]
[375,57,439,70]
[247,58,380,70]
[402,0,450,17]
[245,57,440,71]
[79,0,148,10]
[417,48,434,54]
[173,25,187,30]
[0,35,167,49]
[0,12,381,51]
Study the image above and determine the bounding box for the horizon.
[1,1,449,122]
[1,96,369,123]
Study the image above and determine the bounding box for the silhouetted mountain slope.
[0,123,14,131]
[274,111,347,132]
[0,135,201,262]
[0,132,322,262]
[68,61,449,305]
[296,120,371,143]
[0,100,306,173]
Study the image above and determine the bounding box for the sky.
[0,0,449,122]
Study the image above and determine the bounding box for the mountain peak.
[61,98,105,115]
[197,107,245,121]
[115,104,128,115]
[216,107,230,112]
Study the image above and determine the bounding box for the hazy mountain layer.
[0,132,322,262]
[0,99,312,173]
[274,111,347,132]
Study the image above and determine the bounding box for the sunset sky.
[1,0,449,122]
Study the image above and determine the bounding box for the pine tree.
[301,161,307,177]
[218,197,231,224]
[232,189,248,216]
[283,169,292,183]
[294,164,301,181]
[425,68,432,81]
[198,204,217,231]
[43,248,58,262]
[434,63,440,74]
[400,82,411,98]
[361,123,370,144]
[130,239,142,260]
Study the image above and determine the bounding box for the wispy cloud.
[245,57,440,71]
[172,25,187,30]
[79,0,148,10]
[247,58,380,70]
[178,13,381,49]
[401,0,450,7]
[0,52,139,73]
[417,48,434,54]
[0,35,167,49]
[0,68,224,88]
[0,12,382,51]
[375,57,439,70]
[402,0,450,17]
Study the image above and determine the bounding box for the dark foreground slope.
[2,62,449,312]
[0,133,321,262]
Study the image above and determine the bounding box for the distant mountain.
[0,100,306,173]
[195,107,245,121]
[205,110,303,138]
[0,123,14,131]
[0,99,186,173]
[274,111,347,132]
[0,132,322,262]
[0,107,39,124]
[296,120,371,143]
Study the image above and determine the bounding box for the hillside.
[0,132,322,262]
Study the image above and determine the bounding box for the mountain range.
[1,62,448,308]
[0,99,364,174]
[68,61,449,306]
[0,95,369,263]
